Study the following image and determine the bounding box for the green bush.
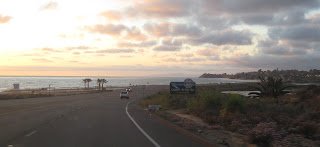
[186,90,222,114]
[139,91,171,108]
[186,95,207,114]
[223,94,245,113]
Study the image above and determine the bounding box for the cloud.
[161,37,183,46]
[72,52,81,55]
[96,49,135,53]
[119,55,132,58]
[261,45,307,56]
[40,47,62,53]
[99,10,122,21]
[144,22,201,37]
[162,58,178,62]
[224,53,320,70]
[176,53,194,58]
[269,25,320,42]
[123,27,147,41]
[40,1,59,10]
[203,0,320,14]
[196,48,219,57]
[153,45,180,51]
[117,40,158,48]
[309,13,320,24]
[65,46,95,50]
[32,58,53,63]
[59,34,84,39]
[0,14,11,24]
[127,0,196,18]
[190,29,253,46]
[84,24,127,36]
[180,58,205,62]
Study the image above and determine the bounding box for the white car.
[120,91,129,99]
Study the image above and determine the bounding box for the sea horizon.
[0,76,257,92]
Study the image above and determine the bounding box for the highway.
[0,86,205,147]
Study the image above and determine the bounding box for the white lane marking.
[126,99,161,147]
[26,130,37,137]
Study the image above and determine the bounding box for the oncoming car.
[126,88,132,92]
[120,91,129,99]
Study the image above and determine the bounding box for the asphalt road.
[0,86,204,147]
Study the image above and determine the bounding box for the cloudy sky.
[0,0,320,76]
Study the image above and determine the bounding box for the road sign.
[142,85,146,98]
[184,78,194,88]
[170,79,196,94]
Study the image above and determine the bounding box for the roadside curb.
[149,111,216,147]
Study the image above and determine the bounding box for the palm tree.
[249,76,291,98]
[97,79,102,90]
[101,79,108,90]
[86,78,92,89]
[82,79,87,89]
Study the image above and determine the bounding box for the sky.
[0,0,320,77]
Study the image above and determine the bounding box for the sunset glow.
[1,0,320,76]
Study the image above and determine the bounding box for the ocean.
[0,76,257,92]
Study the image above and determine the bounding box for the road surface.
[0,86,205,147]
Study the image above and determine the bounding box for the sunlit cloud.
[99,10,122,21]
[84,24,127,36]
[1,0,320,76]
[0,14,11,24]
[32,58,53,63]
[40,1,59,11]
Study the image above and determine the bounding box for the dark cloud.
[190,29,253,46]
[40,1,59,10]
[84,24,127,36]
[144,22,201,37]
[237,14,274,25]
[225,53,320,70]
[96,49,135,53]
[195,16,234,30]
[261,45,307,56]
[0,14,11,24]
[269,26,320,42]
[123,27,147,41]
[117,40,158,48]
[204,0,320,14]
[153,46,180,51]
[161,38,183,46]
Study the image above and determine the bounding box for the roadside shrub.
[248,121,278,145]
[296,121,318,139]
[223,94,245,113]
[274,134,320,147]
[187,90,223,115]
[139,91,171,108]
[186,95,207,115]
[168,96,188,109]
